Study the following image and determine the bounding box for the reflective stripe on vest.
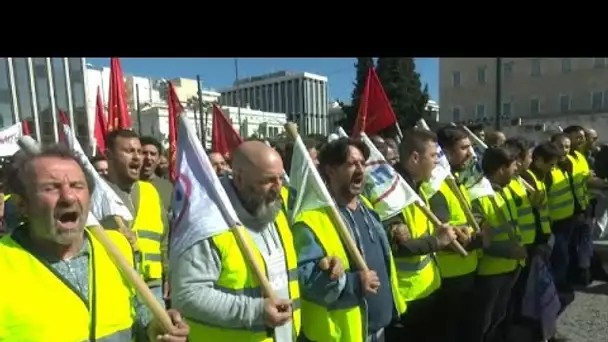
[132,181,165,280]
[0,229,135,341]
[394,193,441,302]
[294,197,406,342]
[475,187,524,276]
[429,180,478,278]
[568,150,590,209]
[548,167,575,221]
[508,178,536,245]
[187,210,301,341]
[526,170,552,235]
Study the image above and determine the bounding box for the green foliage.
[376,57,429,134]
[338,57,375,132]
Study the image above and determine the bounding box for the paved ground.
[557,279,608,342]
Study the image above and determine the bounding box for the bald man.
[209,152,230,175]
[486,131,506,147]
[171,141,314,341]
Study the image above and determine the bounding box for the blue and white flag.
[521,254,560,340]
[417,118,452,197]
[288,132,334,223]
[62,124,133,222]
[360,133,420,220]
[170,116,239,260]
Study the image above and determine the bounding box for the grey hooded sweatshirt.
[170,177,293,341]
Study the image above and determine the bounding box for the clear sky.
[87,58,438,102]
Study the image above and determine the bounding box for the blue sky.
[87,58,438,102]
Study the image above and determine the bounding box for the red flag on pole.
[211,104,243,160]
[107,57,131,132]
[94,86,108,155]
[167,81,184,183]
[352,67,398,137]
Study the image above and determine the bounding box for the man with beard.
[385,129,459,342]
[463,147,525,342]
[432,125,482,342]
[209,152,231,176]
[103,129,169,336]
[0,144,189,341]
[292,137,405,342]
[171,141,314,341]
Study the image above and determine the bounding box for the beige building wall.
[439,58,608,127]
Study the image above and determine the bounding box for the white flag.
[466,176,495,201]
[288,134,334,223]
[417,118,451,197]
[170,116,239,260]
[360,133,420,220]
[62,124,133,222]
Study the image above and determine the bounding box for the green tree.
[339,57,375,132]
[375,57,429,133]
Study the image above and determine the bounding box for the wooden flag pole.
[284,122,369,272]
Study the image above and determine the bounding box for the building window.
[593,58,607,68]
[502,61,514,78]
[591,91,604,110]
[452,71,461,87]
[530,98,540,114]
[559,94,571,113]
[0,58,14,128]
[475,104,486,119]
[530,59,541,77]
[501,102,512,117]
[451,107,461,122]
[477,66,486,84]
[561,58,572,73]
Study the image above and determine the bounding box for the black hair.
[532,141,562,162]
[139,136,163,154]
[481,146,517,176]
[563,125,585,135]
[105,129,139,152]
[318,137,369,178]
[10,144,96,201]
[90,155,107,164]
[550,133,569,143]
[467,124,484,134]
[282,138,318,174]
[398,128,438,161]
[436,125,469,150]
[504,137,529,160]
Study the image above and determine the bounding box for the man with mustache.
[172,141,320,342]
[103,129,170,339]
[0,144,188,341]
[292,137,405,342]
[208,152,231,176]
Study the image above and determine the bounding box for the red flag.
[107,58,131,132]
[94,86,108,155]
[211,104,243,159]
[167,81,184,183]
[352,67,398,137]
[21,120,30,136]
[57,109,70,142]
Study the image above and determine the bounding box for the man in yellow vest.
[103,130,169,327]
[293,137,405,342]
[464,146,526,342]
[0,143,188,341]
[547,133,581,300]
[386,129,461,342]
[432,125,483,342]
[506,141,562,340]
[563,125,608,286]
[171,141,303,342]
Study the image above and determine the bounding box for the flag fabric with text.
[211,104,243,159]
[170,115,239,261]
[352,67,398,137]
[61,124,133,221]
[360,132,420,220]
[288,133,334,223]
[417,118,451,197]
